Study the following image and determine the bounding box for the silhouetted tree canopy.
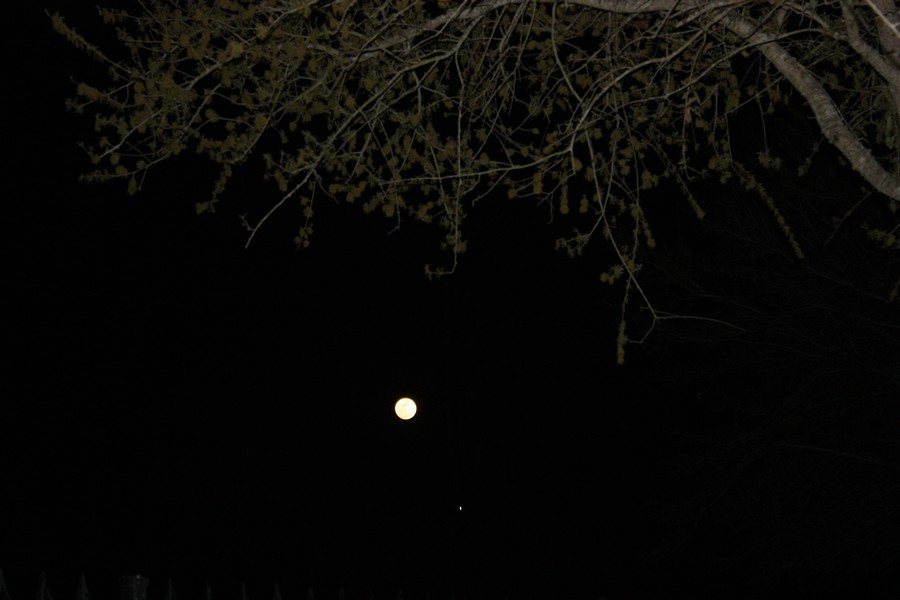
[53,0,899,361]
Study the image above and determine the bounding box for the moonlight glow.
[394,397,417,420]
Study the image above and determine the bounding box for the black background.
[3,3,899,600]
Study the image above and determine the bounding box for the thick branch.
[723,13,900,201]
[841,0,900,114]
[361,0,730,57]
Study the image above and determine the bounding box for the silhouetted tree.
[53,0,899,361]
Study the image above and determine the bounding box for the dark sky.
[3,3,899,600]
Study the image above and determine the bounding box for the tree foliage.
[53,0,899,361]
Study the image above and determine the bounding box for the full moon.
[394,397,417,420]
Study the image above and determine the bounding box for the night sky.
[3,3,900,600]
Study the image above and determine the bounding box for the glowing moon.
[394,397,417,420]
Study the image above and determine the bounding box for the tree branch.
[723,12,900,200]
